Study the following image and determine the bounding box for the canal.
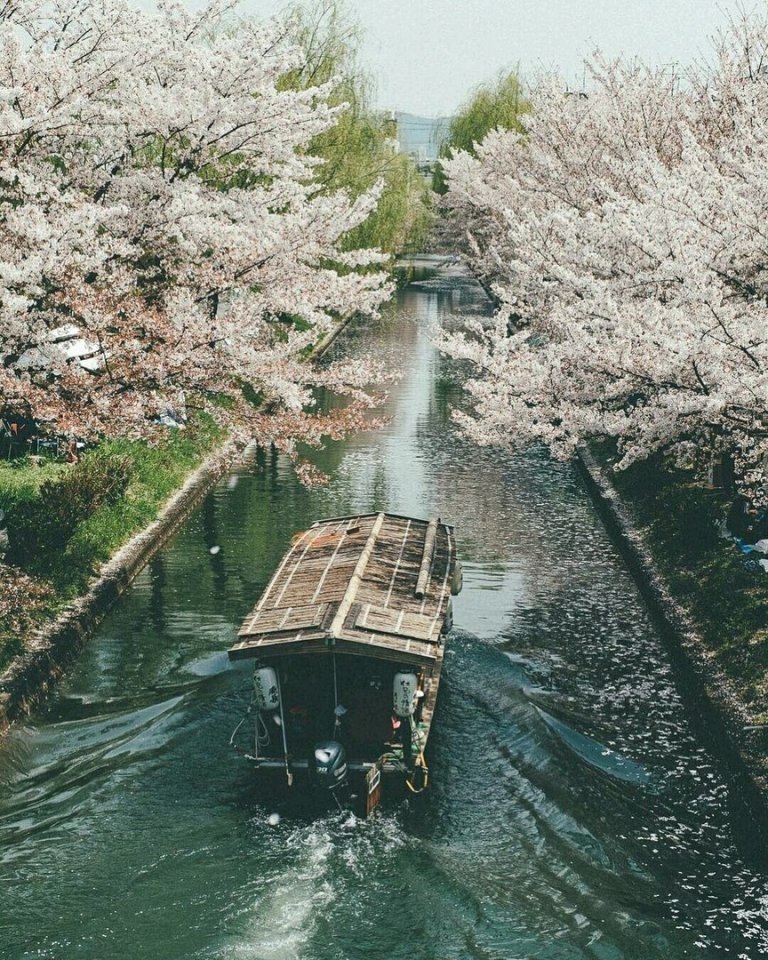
[1,258,767,958]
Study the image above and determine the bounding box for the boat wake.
[533,705,653,786]
[213,812,409,960]
[0,695,185,859]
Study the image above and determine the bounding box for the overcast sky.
[234,1,741,116]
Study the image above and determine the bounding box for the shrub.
[652,484,722,564]
[6,451,132,568]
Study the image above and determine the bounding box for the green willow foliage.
[433,71,529,194]
[282,0,431,255]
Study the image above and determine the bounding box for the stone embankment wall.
[577,447,768,815]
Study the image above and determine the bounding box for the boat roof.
[228,513,457,667]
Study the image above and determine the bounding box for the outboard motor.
[308,740,348,794]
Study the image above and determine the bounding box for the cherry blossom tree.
[0,0,389,453]
[439,12,768,498]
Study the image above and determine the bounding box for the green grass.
[0,415,225,672]
[0,457,70,502]
[609,453,768,719]
[52,417,223,593]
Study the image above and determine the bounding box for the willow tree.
[433,70,529,195]
[283,0,431,255]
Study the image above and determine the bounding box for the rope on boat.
[276,670,293,787]
[404,724,429,794]
[230,693,271,761]
[229,708,249,746]
[404,757,429,794]
[332,653,340,737]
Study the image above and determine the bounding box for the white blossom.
[440,15,768,495]
[0,0,388,449]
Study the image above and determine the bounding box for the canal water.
[2,258,768,959]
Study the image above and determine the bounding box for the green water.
[1,258,767,959]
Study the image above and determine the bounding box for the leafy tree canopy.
[282,0,431,255]
[433,70,529,194]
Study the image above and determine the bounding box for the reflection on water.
[1,256,768,959]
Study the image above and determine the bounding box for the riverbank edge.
[0,311,357,734]
[576,446,768,810]
[0,438,248,731]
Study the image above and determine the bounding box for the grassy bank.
[0,416,224,673]
[603,450,768,721]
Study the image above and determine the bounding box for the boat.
[228,512,462,815]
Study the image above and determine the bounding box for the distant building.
[393,113,451,163]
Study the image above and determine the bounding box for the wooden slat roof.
[228,513,456,666]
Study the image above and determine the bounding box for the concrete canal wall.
[577,446,768,811]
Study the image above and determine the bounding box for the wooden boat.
[228,512,462,815]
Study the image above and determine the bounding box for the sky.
[232,0,743,117]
